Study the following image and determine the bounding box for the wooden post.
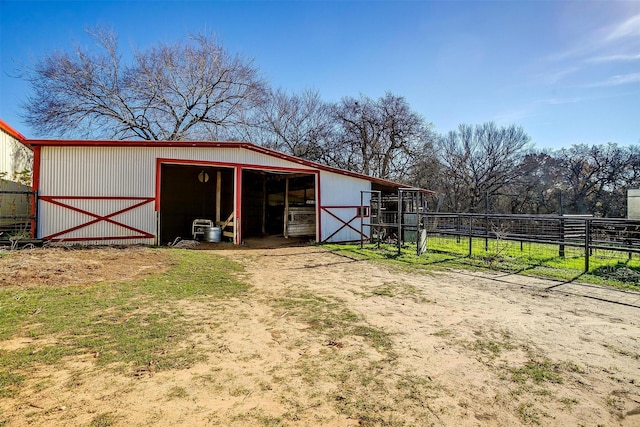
[216,171,222,223]
[559,217,566,257]
[360,191,364,249]
[262,177,267,235]
[283,177,289,238]
[559,193,565,257]
[397,189,402,255]
[377,191,381,249]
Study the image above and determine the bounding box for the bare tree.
[23,27,267,140]
[506,152,563,214]
[233,88,333,161]
[436,122,531,212]
[554,143,640,216]
[331,93,435,181]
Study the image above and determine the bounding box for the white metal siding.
[629,189,640,219]
[0,128,32,181]
[39,146,314,196]
[38,145,352,244]
[320,171,370,206]
[319,171,371,243]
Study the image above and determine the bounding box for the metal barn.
[8,126,412,245]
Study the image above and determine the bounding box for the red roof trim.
[23,137,433,192]
[0,119,27,142]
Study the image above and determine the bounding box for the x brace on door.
[320,206,368,243]
[40,196,155,242]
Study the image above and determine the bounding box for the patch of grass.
[325,241,640,291]
[471,339,505,358]
[432,328,452,337]
[517,402,541,425]
[230,409,285,426]
[331,369,436,426]
[560,396,579,411]
[562,360,585,374]
[272,291,394,354]
[511,359,564,385]
[605,393,626,411]
[0,369,25,398]
[271,288,438,424]
[89,412,118,427]
[369,282,427,303]
[371,283,396,297]
[166,385,189,399]
[351,325,393,351]
[0,249,248,397]
[592,262,640,284]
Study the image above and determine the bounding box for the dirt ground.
[1,245,639,426]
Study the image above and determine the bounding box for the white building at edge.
[1,121,33,230]
[2,121,430,245]
[629,189,640,219]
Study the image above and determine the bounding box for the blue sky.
[1,0,638,149]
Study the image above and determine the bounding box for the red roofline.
[0,121,432,193]
[0,119,27,143]
[24,137,430,192]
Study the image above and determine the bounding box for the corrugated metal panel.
[629,189,640,219]
[320,171,370,206]
[36,145,320,244]
[320,208,361,243]
[40,147,155,196]
[37,145,375,245]
[319,171,371,243]
[40,146,316,196]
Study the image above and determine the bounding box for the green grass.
[517,402,541,425]
[89,413,118,427]
[511,359,564,385]
[0,248,248,398]
[270,292,390,351]
[325,238,640,291]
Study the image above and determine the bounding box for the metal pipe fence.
[422,213,640,273]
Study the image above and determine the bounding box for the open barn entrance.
[159,164,234,244]
[241,170,316,240]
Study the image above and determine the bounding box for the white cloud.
[586,53,640,63]
[541,13,640,87]
[546,13,640,62]
[605,14,640,41]
[586,72,640,87]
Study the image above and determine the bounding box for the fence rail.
[421,213,640,272]
[0,189,36,238]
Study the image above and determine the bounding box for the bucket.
[204,227,222,243]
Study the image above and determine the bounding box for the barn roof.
[0,120,433,194]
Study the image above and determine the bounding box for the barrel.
[204,227,222,242]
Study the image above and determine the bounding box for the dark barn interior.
[241,170,316,238]
[159,164,233,244]
[160,164,316,244]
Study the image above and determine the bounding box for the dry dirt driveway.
[3,245,640,426]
